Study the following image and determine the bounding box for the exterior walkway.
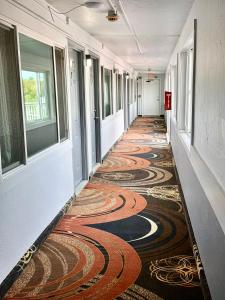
[5,117,204,299]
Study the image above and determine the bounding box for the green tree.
[23,76,37,103]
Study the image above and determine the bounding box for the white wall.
[165,0,225,298]
[0,0,134,284]
[101,111,124,157]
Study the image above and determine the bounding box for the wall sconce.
[86,54,92,67]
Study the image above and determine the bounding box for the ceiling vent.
[106,10,119,22]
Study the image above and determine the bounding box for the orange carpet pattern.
[5,117,204,299]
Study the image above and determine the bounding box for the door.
[129,79,133,123]
[143,79,160,116]
[123,74,128,130]
[89,57,101,167]
[127,78,130,125]
[89,60,97,167]
[69,49,84,188]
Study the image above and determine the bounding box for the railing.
[25,102,49,122]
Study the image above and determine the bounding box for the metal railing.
[25,102,49,122]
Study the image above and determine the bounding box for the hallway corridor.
[5,117,204,299]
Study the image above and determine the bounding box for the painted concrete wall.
[0,0,136,284]
[165,0,225,298]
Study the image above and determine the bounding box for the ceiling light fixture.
[106,10,119,22]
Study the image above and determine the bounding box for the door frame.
[68,39,88,181]
[89,51,102,164]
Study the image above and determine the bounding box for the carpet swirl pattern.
[5,117,204,299]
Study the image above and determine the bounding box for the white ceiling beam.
[117,0,143,55]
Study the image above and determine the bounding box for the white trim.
[17,24,66,49]
[179,131,191,153]
[74,180,88,196]
[16,26,28,166]
[52,46,61,143]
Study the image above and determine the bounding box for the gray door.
[69,49,83,188]
[89,61,97,167]
[127,78,131,125]
[123,74,128,130]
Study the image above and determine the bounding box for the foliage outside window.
[22,70,50,125]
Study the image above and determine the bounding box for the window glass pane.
[19,34,58,157]
[0,26,24,173]
[22,70,50,123]
[103,68,111,117]
[55,47,68,141]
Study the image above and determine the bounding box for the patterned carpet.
[5,117,204,299]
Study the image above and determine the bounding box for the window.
[130,79,134,104]
[127,78,130,104]
[102,67,112,118]
[171,65,178,119]
[55,47,68,141]
[135,80,138,102]
[0,25,24,173]
[180,47,194,134]
[185,49,194,133]
[19,34,58,157]
[116,73,122,111]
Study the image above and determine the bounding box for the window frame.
[130,78,134,104]
[0,23,26,174]
[177,32,194,151]
[116,73,123,112]
[101,67,113,119]
[171,64,178,121]
[0,23,69,176]
[21,67,56,131]
[53,46,69,143]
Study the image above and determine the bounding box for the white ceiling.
[47,0,194,72]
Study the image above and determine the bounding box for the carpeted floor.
[5,117,204,299]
